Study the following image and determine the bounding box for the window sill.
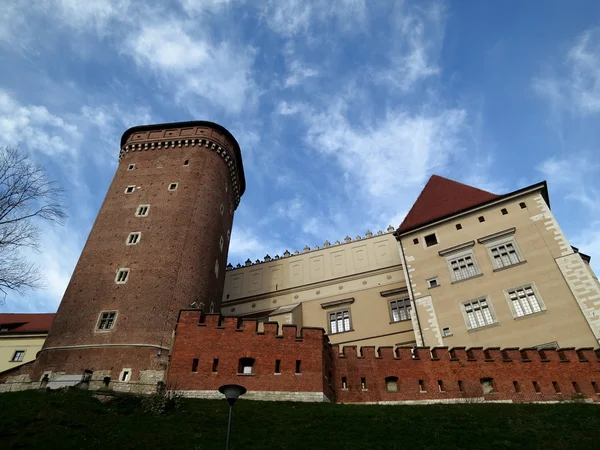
[466,322,500,333]
[513,309,548,321]
[389,319,411,324]
[295,373,302,376]
[493,260,527,272]
[428,284,441,290]
[451,273,484,285]
[274,373,281,376]
[237,373,255,376]
[442,333,453,338]
[327,329,354,335]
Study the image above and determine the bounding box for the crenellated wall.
[165,312,600,403]
[334,345,600,404]
[167,311,334,402]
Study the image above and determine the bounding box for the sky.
[1,0,600,313]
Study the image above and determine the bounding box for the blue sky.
[1,0,600,313]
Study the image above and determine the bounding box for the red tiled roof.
[397,175,500,233]
[0,313,55,334]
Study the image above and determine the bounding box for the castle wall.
[167,312,334,402]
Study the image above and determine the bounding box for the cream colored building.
[0,314,54,373]
[222,175,600,350]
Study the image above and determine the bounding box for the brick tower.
[32,121,245,391]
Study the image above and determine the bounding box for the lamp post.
[218,384,247,450]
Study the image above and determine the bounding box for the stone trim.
[177,390,330,402]
[477,227,516,244]
[40,343,171,353]
[320,298,355,309]
[438,240,475,257]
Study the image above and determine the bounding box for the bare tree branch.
[0,146,67,301]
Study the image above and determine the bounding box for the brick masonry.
[165,312,600,403]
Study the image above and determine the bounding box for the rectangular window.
[448,253,479,281]
[424,233,438,247]
[342,377,348,389]
[11,350,25,362]
[295,360,301,374]
[212,358,219,373]
[390,298,411,322]
[126,232,141,245]
[489,242,521,269]
[274,359,281,374]
[115,268,129,284]
[427,277,439,288]
[442,327,451,337]
[361,377,367,390]
[191,358,199,373]
[97,311,117,330]
[506,285,543,317]
[135,205,150,217]
[462,298,496,330]
[329,309,351,334]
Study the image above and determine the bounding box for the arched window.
[238,357,255,375]
[385,376,398,392]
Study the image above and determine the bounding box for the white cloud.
[284,60,320,88]
[124,19,257,114]
[534,28,600,115]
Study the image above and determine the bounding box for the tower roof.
[397,175,501,234]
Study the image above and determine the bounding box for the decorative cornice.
[120,137,242,208]
[477,227,516,244]
[320,297,355,309]
[438,240,476,257]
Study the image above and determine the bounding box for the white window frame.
[478,228,524,270]
[126,232,141,245]
[11,350,25,362]
[115,268,130,284]
[445,248,481,283]
[127,164,135,171]
[124,185,136,194]
[168,183,178,191]
[135,204,150,217]
[119,368,132,382]
[504,282,546,319]
[427,277,440,288]
[389,298,411,322]
[461,296,498,331]
[97,311,117,331]
[328,309,352,334]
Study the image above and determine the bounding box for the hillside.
[0,390,599,449]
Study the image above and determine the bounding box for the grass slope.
[0,390,599,449]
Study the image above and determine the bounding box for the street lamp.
[218,384,247,450]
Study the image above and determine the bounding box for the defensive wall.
[167,312,600,404]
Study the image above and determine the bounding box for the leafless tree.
[0,146,67,302]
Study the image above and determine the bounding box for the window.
[329,310,351,334]
[127,164,135,171]
[385,376,398,392]
[135,205,150,217]
[462,297,497,330]
[97,311,117,330]
[390,298,411,322]
[427,277,439,288]
[219,236,224,252]
[442,327,452,337]
[448,253,479,281]
[120,369,131,382]
[220,204,224,215]
[438,380,444,392]
[168,183,178,191]
[552,381,561,393]
[489,241,521,269]
[481,378,494,394]
[533,381,541,393]
[413,238,419,245]
[274,359,281,374]
[126,232,141,245]
[519,202,527,209]
[513,381,521,393]
[125,185,135,194]
[295,360,302,374]
[238,357,255,375]
[361,377,367,390]
[424,233,438,247]
[478,216,485,223]
[342,377,348,389]
[191,358,199,373]
[183,160,189,166]
[501,208,508,215]
[506,284,544,318]
[419,380,426,392]
[11,350,25,362]
[115,268,129,284]
[456,223,462,230]
[212,358,219,373]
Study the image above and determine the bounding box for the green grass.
[0,390,599,449]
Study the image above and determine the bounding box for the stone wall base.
[177,390,330,402]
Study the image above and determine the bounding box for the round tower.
[34,121,245,390]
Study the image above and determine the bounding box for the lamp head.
[218,384,247,406]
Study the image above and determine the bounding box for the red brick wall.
[334,346,600,403]
[168,312,333,399]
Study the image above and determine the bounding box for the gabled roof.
[396,175,548,235]
[0,313,55,334]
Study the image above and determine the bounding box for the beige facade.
[0,335,47,373]
[222,229,416,347]
[222,178,600,351]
